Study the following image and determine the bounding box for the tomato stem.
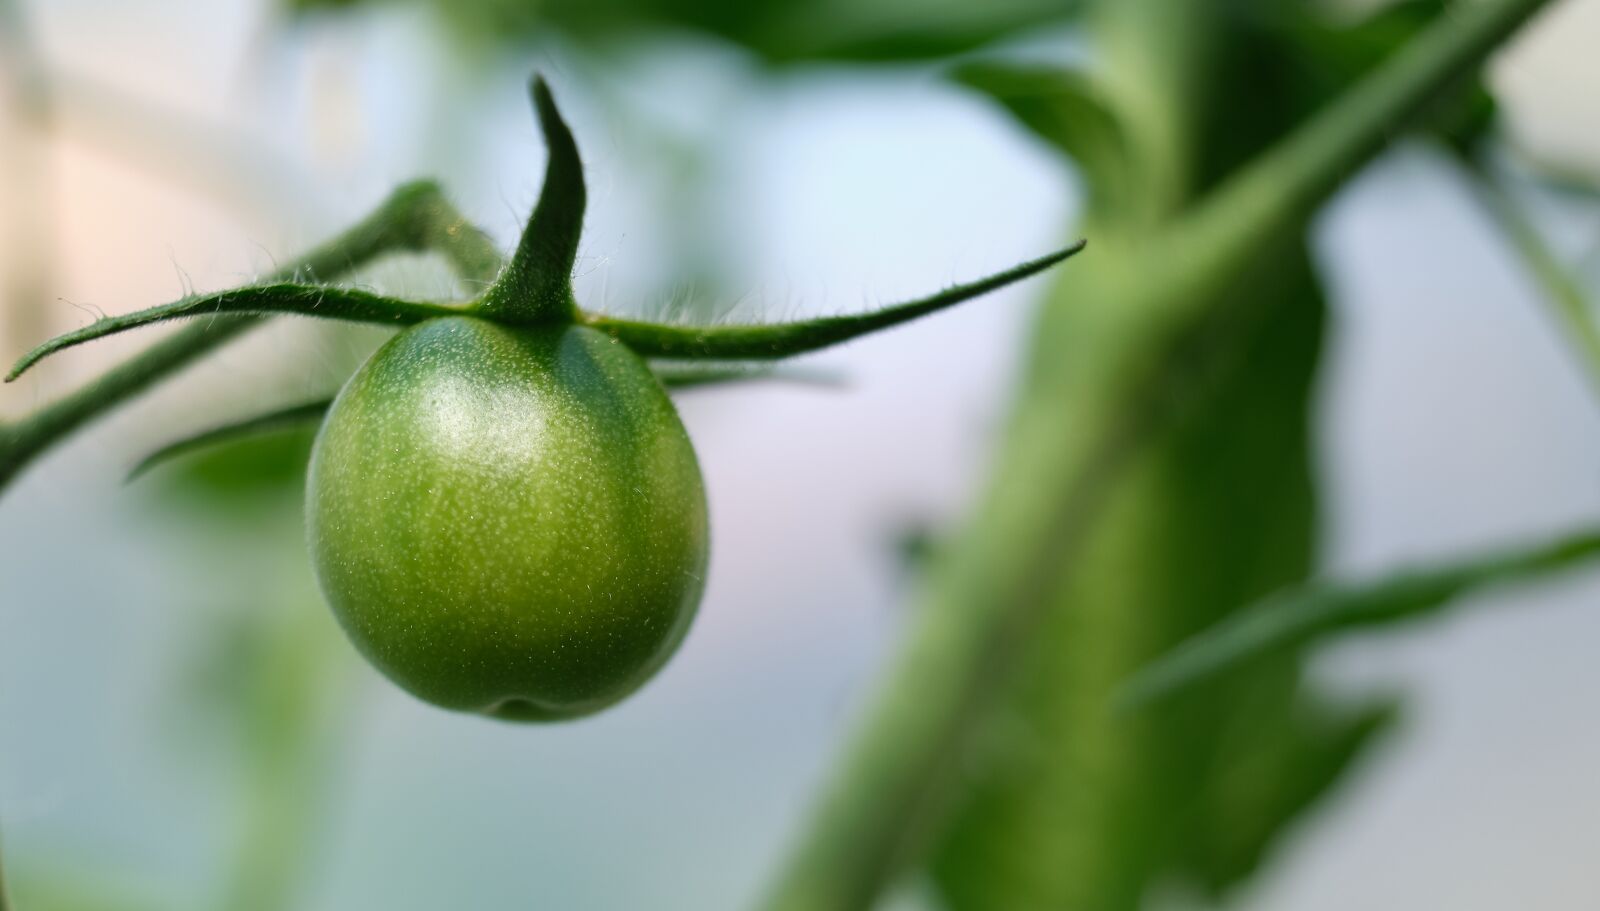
[0,181,501,495]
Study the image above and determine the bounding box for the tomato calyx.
[9,72,1086,477]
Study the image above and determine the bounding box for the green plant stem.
[7,285,464,381]
[0,180,501,495]
[764,363,1182,911]
[759,2,1557,909]
[588,244,1083,359]
[1462,160,1600,400]
[1122,526,1600,706]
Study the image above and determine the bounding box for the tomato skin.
[306,316,708,721]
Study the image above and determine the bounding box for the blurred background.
[1,0,1599,909]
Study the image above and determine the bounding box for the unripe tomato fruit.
[306,316,709,721]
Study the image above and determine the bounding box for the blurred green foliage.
[146,427,318,502]
[8,865,164,911]
[286,0,1080,63]
[931,3,1500,908]
[150,445,353,911]
[1125,527,1600,707]
[6,0,1588,908]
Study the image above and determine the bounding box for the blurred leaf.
[286,0,1084,64]
[177,607,280,734]
[951,0,1505,229]
[1123,528,1600,707]
[950,63,1132,213]
[9,861,166,911]
[1174,696,1397,894]
[147,425,317,503]
[1282,0,1498,155]
[1511,158,1600,202]
[129,400,332,483]
[217,598,349,911]
[894,521,940,573]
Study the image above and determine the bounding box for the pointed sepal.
[587,242,1085,360]
[5,285,460,382]
[478,75,586,324]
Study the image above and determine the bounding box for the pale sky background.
[1,1,1599,909]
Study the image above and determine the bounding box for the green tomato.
[306,316,709,721]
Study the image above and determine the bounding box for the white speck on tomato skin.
[305,316,710,721]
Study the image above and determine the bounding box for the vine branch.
[0,180,502,494]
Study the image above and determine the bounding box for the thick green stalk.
[0,180,500,495]
[760,1,1557,908]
